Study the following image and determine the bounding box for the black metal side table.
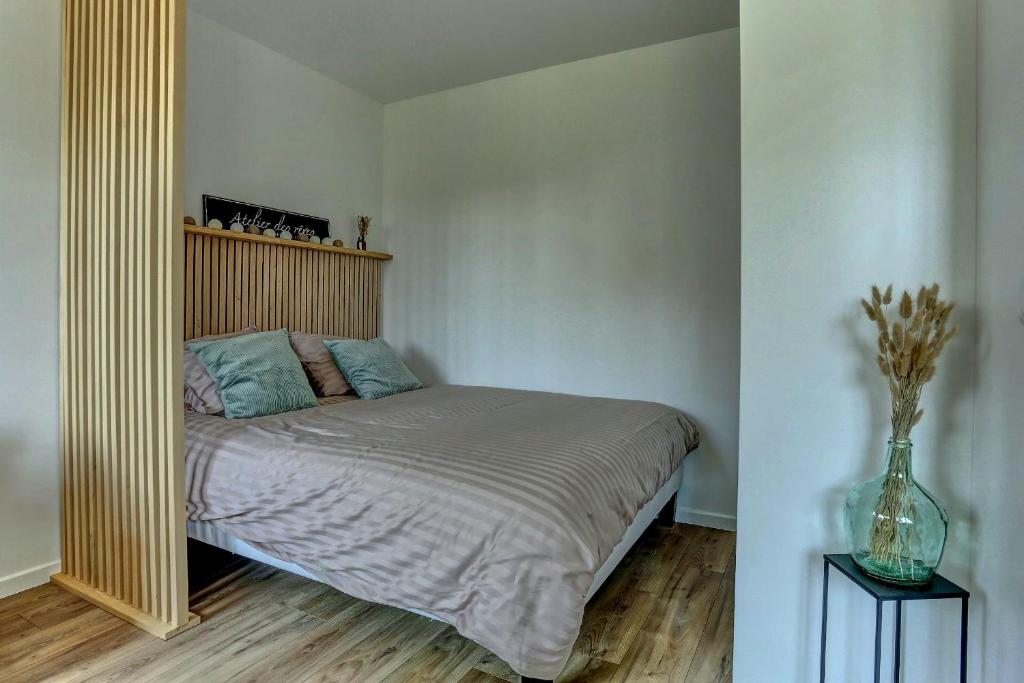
[819,553,969,683]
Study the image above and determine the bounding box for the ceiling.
[190,0,738,103]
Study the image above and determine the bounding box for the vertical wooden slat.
[369,260,374,337]
[233,240,242,328]
[352,254,359,338]
[208,237,219,334]
[154,0,168,622]
[58,0,73,583]
[268,244,278,329]
[346,254,355,336]
[322,252,330,333]
[337,253,346,339]
[277,246,285,330]
[126,0,141,608]
[97,0,110,597]
[355,256,362,338]
[296,247,303,332]
[250,243,259,330]
[310,250,317,332]
[201,236,211,335]
[361,258,367,338]
[312,252,321,333]
[111,0,126,602]
[140,0,157,618]
[326,249,335,334]
[239,238,249,329]
[219,238,229,332]
[372,260,380,335]
[56,0,196,640]
[289,247,298,331]
[184,234,194,339]
[359,257,367,338]
[164,0,187,626]
[297,250,306,332]
[71,0,84,582]
[86,0,99,590]
[223,236,233,332]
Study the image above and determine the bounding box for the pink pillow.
[184,327,257,414]
[289,332,352,397]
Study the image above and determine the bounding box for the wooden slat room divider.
[54,0,197,638]
[183,226,390,340]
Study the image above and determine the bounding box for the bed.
[184,384,699,680]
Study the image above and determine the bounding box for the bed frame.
[187,464,684,607]
[188,467,686,683]
[182,224,690,682]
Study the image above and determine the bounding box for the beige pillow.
[184,327,257,414]
[289,332,352,397]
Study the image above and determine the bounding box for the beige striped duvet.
[184,385,699,679]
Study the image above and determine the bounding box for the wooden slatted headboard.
[183,225,392,340]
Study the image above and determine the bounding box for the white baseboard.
[0,560,61,599]
[675,506,737,532]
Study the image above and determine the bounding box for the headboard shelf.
[184,224,393,261]
[184,223,385,340]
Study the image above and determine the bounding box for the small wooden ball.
[296,233,311,243]
[332,239,344,248]
[245,225,261,235]
[184,215,197,225]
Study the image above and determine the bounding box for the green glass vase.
[844,438,948,586]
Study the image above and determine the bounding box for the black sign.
[202,195,330,240]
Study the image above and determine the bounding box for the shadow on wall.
[403,345,443,387]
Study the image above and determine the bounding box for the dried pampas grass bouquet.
[860,283,959,440]
[844,283,960,586]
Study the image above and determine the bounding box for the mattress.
[184,384,699,678]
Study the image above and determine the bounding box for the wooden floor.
[0,522,734,682]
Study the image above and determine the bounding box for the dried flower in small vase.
[356,216,372,250]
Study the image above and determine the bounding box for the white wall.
[185,11,383,243]
[737,1,979,681]
[0,0,62,597]
[381,31,741,528]
[974,1,1024,679]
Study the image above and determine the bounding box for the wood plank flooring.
[0,522,734,682]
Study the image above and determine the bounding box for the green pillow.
[324,338,423,400]
[188,329,317,419]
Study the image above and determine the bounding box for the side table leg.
[820,559,829,683]
[960,597,969,683]
[893,600,902,682]
[873,599,882,683]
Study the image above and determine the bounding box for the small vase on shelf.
[356,215,371,251]
[844,438,948,586]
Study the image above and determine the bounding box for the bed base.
[187,458,690,677]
